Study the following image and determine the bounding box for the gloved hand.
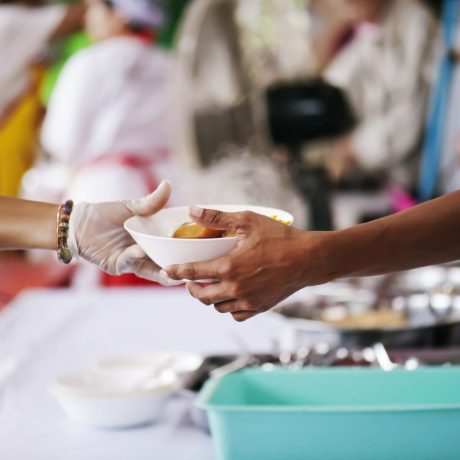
[68,180,177,285]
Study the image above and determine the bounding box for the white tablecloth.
[0,287,283,460]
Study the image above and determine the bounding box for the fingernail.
[190,207,204,218]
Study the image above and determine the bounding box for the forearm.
[50,4,85,41]
[0,197,58,251]
[319,191,460,280]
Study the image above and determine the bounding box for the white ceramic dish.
[124,205,294,268]
[98,351,203,383]
[50,369,177,429]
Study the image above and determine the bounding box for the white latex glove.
[68,180,177,285]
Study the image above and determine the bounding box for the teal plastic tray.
[198,367,460,460]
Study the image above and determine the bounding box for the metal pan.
[274,266,460,349]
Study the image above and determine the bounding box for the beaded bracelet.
[56,200,74,264]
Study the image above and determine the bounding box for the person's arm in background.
[0,181,177,285]
[1,3,85,74]
[165,190,460,321]
[49,3,85,40]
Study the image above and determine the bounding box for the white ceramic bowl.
[98,351,203,385]
[50,369,178,429]
[124,205,294,268]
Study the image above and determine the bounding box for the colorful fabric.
[418,0,460,201]
[0,67,44,197]
[158,0,191,48]
[110,0,165,28]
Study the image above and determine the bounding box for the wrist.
[323,222,382,280]
[45,204,61,250]
[67,202,83,258]
[21,201,59,251]
[295,230,350,287]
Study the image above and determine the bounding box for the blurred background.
[8,2,460,457]
[0,0,449,301]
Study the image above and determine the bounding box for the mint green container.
[197,367,460,460]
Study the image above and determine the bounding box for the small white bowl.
[50,369,178,429]
[124,205,294,268]
[98,351,203,384]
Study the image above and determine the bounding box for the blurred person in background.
[323,0,439,193]
[0,0,84,197]
[27,0,174,204]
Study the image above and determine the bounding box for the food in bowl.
[270,215,293,226]
[172,215,293,240]
[173,223,230,239]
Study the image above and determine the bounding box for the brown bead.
[63,201,73,214]
[58,247,73,264]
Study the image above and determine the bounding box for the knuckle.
[200,296,212,306]
[214,304,227,314]
[228,287,239,300]
[166,266,178,279]
[204,209,223,226]
[232,313,247,323]
[229,282,243,299]
[218,260,233,277]
[186,283,199,298]
[238,211,253,225]
[182,264,197,279]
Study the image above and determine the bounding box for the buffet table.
[0,287,283,460]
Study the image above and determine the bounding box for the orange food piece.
[173,222,224,239]
[172,214,292,239]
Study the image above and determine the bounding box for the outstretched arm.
[0,181,177,285]
[329,190,460,278]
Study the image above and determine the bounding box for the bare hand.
[164,208,328,321]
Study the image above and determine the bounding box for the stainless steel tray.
[274,266,460,349]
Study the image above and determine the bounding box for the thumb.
[125,180,171,217]
[189,207,240,231]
